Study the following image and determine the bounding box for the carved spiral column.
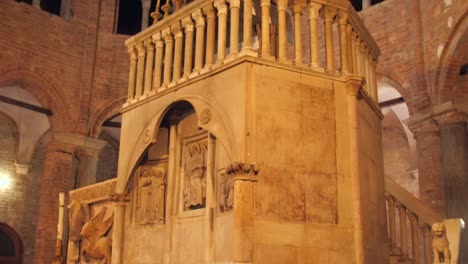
[407,212,420,263]
[292,1,305,65]
[204,4,216,68]
[143,39,155,95]
[111,193,130,264]
[226,163,259,263]
[192,10,206,75]
[182,17,195,80]
[308,3,322,69]
[260,0,274,60]
[172,22,184,83]
[214,0,228,64]
[396,202,409,261]
[227,0,241,59]
[135,42,146,97]
[153,32,164,90]
[338,10,349,74]
[162,28,174,88]
[277,0,288,63]
[127,46,137,100]
[321,6,337,73]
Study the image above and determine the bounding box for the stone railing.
[124,0,380,106]
[385,177,465,264]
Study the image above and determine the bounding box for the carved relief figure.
[80,206,114,264]
[432,222,451,264]
[67,200,90,261]
[219,172,233,212]
[136,165,166,225]
[183,141,207,210]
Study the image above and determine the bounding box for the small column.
[203,4,216,69]
[396,202,409,261]
[338,10,350,74]
[204,134,216,262]
[351,32,359,74]
[110,193,130,264]
[355,39,363,76]
[277,0,289,63]
[362,0,371,10]
[135,42,146,97]
[172,22,184,83]
[192,10,205,75]
[346,25,354,74]
[407,212,420,263]
[226,163,259,263]
[240,0,257,56]
[153,32,164,90]
[386,194,399,255]
[52,193,65,264]
[308,3,322,70]
[162,28,174,88]
[214,0,228,64]
[143,39,155,95]
[292,1,305,65]
[359,43,367,82]
[363,50,371,95]
[163,119,179,263]
[421,224,432,264]
[227,0,241,60]
[181,17,195,80]
[127,46,137,101]
[260,0,274,60]
[141,0,152,30]
[321,6,337,73]
[370,58,378,101]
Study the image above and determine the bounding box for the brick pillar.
[408,119,444,213]
[33,142,77,264]
[435,110,468,263]
[33,133,107,263]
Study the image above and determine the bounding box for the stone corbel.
[109,192,130,203]
[226,162,259,182]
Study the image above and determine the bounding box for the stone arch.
[0,222,23,264]
[434,10,468,104]
[0,65,75,132]
[377,74,413,114]
[117,96,236,193]
[89,97,127,138]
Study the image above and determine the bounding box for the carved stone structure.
[135,164,166,225]
[218,171,233,212]
[183,137,208,210]
[432,222,451,264]
[80,206,114,264]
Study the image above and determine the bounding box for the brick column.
[408,119,444,213]
[33,133,107,263]
[434,110,468,263]
[33,142,76,264]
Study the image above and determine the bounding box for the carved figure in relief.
[219,173,233,212]
[80,206,114,264]
[68,200,89,242]
[136,166,166,225]
[432,222,451,263]
[184,143,207,210]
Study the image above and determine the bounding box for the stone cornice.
[52,133,108,157]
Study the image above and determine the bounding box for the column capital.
[344,75,364,97]
[290,0,306,14]
[214,0,228,14]
[320,5,337,21]
[128,46,137,58]
[144,38,154,50]
[338,10,349,25]
[227,0,241,8]
[203,3,216,17]
[407,211,418,224]
[182,16,195,31]
[226,162,259,182]
[110,192,130,204]
[162,28,173,42]
[51,133,107,158]
[136,42,146,56]
[192,9,206,27]
[385,193,396,206]
[277,0,289,10]
[308,2,322,19]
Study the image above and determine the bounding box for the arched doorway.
[0,223,23,264]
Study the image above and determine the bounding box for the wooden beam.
[0,95,52,116]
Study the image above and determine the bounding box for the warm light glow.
[0,173,12,190]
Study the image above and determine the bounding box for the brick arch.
[89,97,127,138]
[0,222,23,264]
[0,64,76,132]
[434,10,468,104]
[377,74,415,115]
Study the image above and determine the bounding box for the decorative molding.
[69,179,117,204]
[225,162,259,182]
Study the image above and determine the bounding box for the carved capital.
[110,192,130,203]
[395,201,406,212]
[277,0,289,10]
[152,32,164,47]
[192,10,205,27]
[136,42,146,57]
[203,3,216,18]
[308,2,322,20]
[407,211,418,224]
[214,0,228,15]
[227,0,240,8]
[128,46,137,59]
[344,75,364,97]
[433,110,468,127]
[338,10,349,25]
[182,16,195,31]
[260,0,271,7]
[144,38,154,51]
[385,193,395,207]
[162,28,173,43]
[320,5,337,21]
[171,21,183,36]
[226,162,259,182]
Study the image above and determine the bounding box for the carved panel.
[182,133,208,211]
[69,179,117,204]
[218,170,233,212]
[134,164,166,225]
